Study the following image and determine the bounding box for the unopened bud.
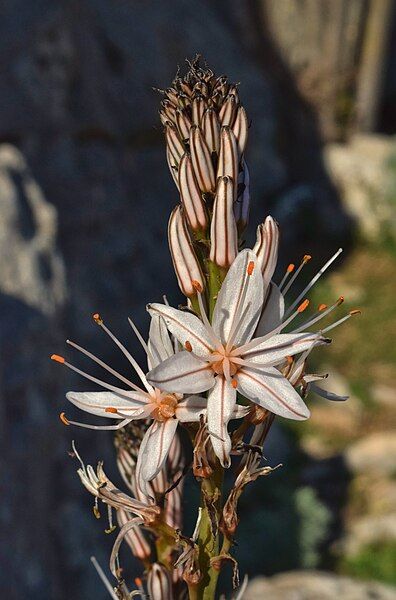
[166,124,185,166]
[219,94,237,127]
[147,563,174,600]
[217,127,239,189]
[210,176,238,268]
[252,216,279,287]
[202,108,220,154]
[190,126,216,193]
[168,207,205,297]
[232,106,249,156]
[166,148,180,190]
[178,154,208,231]
[192,95,206,126]
[176,109,192,141]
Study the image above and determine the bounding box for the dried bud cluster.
[161,57,250,296]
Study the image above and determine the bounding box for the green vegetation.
[340,542,396,586]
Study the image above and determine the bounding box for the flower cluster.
[52,57,358,599]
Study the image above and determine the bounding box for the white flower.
[53,313,241,496]
[146,249,330,467]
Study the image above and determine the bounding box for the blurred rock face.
[0,2,350,599]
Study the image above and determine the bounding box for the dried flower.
[147,563,174,600]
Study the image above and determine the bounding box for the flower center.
[210,346,240,377]
[153,394,178,422]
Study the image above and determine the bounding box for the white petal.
[66,391,148,418]
[147,351,215,394]
[147,303,213,358]
[175,395,207,422]
[255,282,285,337]
[207,376,236,467]
[148,314,174,369]
[136,419,178,495]
[243,333,329,366]
[212,250,263,347]
[237,366,310,420]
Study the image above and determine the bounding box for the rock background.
[1,2,395,599]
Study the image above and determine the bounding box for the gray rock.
[245,571,396,600]
[345,432,396,476]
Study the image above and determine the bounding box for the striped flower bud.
[219,94,237,127]
[147,563,174,600]
[232,106,248,156]
[210,176,238,268]
[166,124,184,166]
[176,109,192,141]
[168,206,205,297]
[253,216,279,287]
[202,108,220,154]
[189,125,216,193]
[117,508,151,561]
[166,148,180,190]
[217,127,239,188]
[192,95,206,126]
[178,154,207,232]
[234,160,250,232]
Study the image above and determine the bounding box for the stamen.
[64,416,132,431]
[195,287,219,347]
[292,296,345,334]
[185,341,193,352]
[59,412,70,425]
[105,407,118,414]
[128,317,149,354]
[66,340,143,393]
[282,254,312,295]
[278,263,295,291]
[321,309,360,334]
[284,248,343,318]
[247,261,255,275]
[297,299,309,313]
[231,378,238,389]
[51,354,65,363]
[95,318,152,393]
[192,279,203,294]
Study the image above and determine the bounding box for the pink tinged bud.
[232,106,249,156]
[117,509,151,561]
[176,109,192,141]
[219,94,237,127]
[190,125,216,193]
[147,563,174,600]
[234,160,250,231]
[192,96,206,126]
[168,206,205,296]
[210,176,238,268]
[253,216,280,286]
[162,100,177,123]
[160,111,172,127]
[165,483,183,531]
[178,154,208,231]
[166,124,185,165]
[202,109,220,154]
[217,127,239,189]
[166,148,180,190]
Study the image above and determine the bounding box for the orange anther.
[51,354,65,363]
[105,407,118,414]
[337,296,345,304]
[59,412,70,425]
[135,578,143,587]
[93,313,103,324]
[287,263,295,273]
[231,379,238,389]
[286,355,293,364]
[297,299,310,313]
[192,279,203,293]
[303,254,312,262]
[247,261,255,275]
[350,309,361,316]
[185,341,192,352]
[318,303,327,311]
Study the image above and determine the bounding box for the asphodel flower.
[147,250,329,466]
[51,313,209,496]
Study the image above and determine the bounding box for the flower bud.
[147,563,174,600]
[210,176,238,268]
[178,154,208,232]
[166,123,185,166]
[253,216,279,288]
[168,206,205,297]
[219,94,237,127]
[176,109,192,141]
[189,125,216,193]
[232,106,248,156]
[166,148,180,190]
[202,108,220,154]
[192,95,206,125]
[217,127,239,188]
[117,508,151,561]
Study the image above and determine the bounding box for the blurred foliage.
[339,542,396,586]
[295,487,332,568]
